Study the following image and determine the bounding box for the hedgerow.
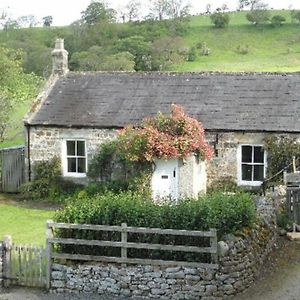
[54,191,255,262]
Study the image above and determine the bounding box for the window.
[63,140,87,176]
[238,145,266,186]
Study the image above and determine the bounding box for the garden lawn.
[0,198,55,245]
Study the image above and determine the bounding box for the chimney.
[51,38,68,75]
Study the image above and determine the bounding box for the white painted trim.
[237,144,267,186]
[61,139,87,178]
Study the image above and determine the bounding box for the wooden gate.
[4,236,47,288]
[286,187,300,224]
[0,146,25,193]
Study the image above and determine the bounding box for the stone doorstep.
[286,232,300,241]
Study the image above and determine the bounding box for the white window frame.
[62,139,87,178]
[237,144,267,186]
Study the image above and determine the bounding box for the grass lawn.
[0,194,55,245]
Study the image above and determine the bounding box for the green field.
[0,195,55,245]
[173,10,300,72]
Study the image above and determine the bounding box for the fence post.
[210,229,218,264]
[121,223,127,266]
[46,220,53,290]
[3,235,12,288]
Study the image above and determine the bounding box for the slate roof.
[26,72,300,133]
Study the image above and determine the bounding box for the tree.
[17,15,39,28]
[42,16,53,27]
[125,0,142,22]
[81,1,116,25]
[246,9,270,25]
[149,0,169,20]
[165,0,191,19]
[271,15,286,27]
[116,36,151,70]
[3,18,19,30]
[238,0,268,10]
[0,47,40,142]
[291,10,300,24]
[150,36,185,70]
[210,12,230,28]
[149,0,190,20]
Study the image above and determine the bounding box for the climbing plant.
[117,104,213,162]
[88,104,212,192]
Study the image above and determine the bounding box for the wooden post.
[45,220,53,290]
[3,235,12,288]
[121,223,127,266]
[293,156,296,173]
[210,229,218,264]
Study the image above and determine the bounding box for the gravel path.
[1,237,300,300]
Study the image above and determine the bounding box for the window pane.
[242,146,252,163]
[67,158,76,172]
[67,141,75,156]
[77,141,85,156]
[242,164,252,181]
[77,158,86,173]
[254,147,264,163]
[254,165,264,181]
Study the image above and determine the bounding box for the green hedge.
[54,191,255,262]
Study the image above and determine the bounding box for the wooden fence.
[0,146,25,193]
[286,187,300,224]
[3,236,47,288]
[46,221,218,289]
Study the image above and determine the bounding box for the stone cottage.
[24,39,300,197]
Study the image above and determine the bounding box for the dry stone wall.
[50,199,276,299]
[0,242,3,290]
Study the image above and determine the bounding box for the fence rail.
[46,221,218,288]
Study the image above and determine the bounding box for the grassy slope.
[0,200,54,245]
[173,10,300,72]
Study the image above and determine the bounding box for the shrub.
[54,191,255,261]
[271,15,286,27]
[210,12,230,28]
[197,42,211,56]
[246,10,270,26]
[55,191,255,238]
[236,45,249,55]
[263,135,300,182]
[21,157,80,202]
[208,176,241,193]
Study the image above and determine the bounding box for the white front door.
[151,159,178,201]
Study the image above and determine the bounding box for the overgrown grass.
[0,195,55,245]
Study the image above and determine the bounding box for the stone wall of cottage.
[26,126,117,181]
[27,127,300,187]
[178,156,206,196]
[0,242,3,290]
[50,199,276,299]
[205,132,267,188]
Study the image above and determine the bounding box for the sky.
[1,0,300,26]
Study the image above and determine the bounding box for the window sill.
[63,173,87,178]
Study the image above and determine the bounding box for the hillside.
[1,10,300,75]
[1,9,300,148]
[175,10,300,72]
